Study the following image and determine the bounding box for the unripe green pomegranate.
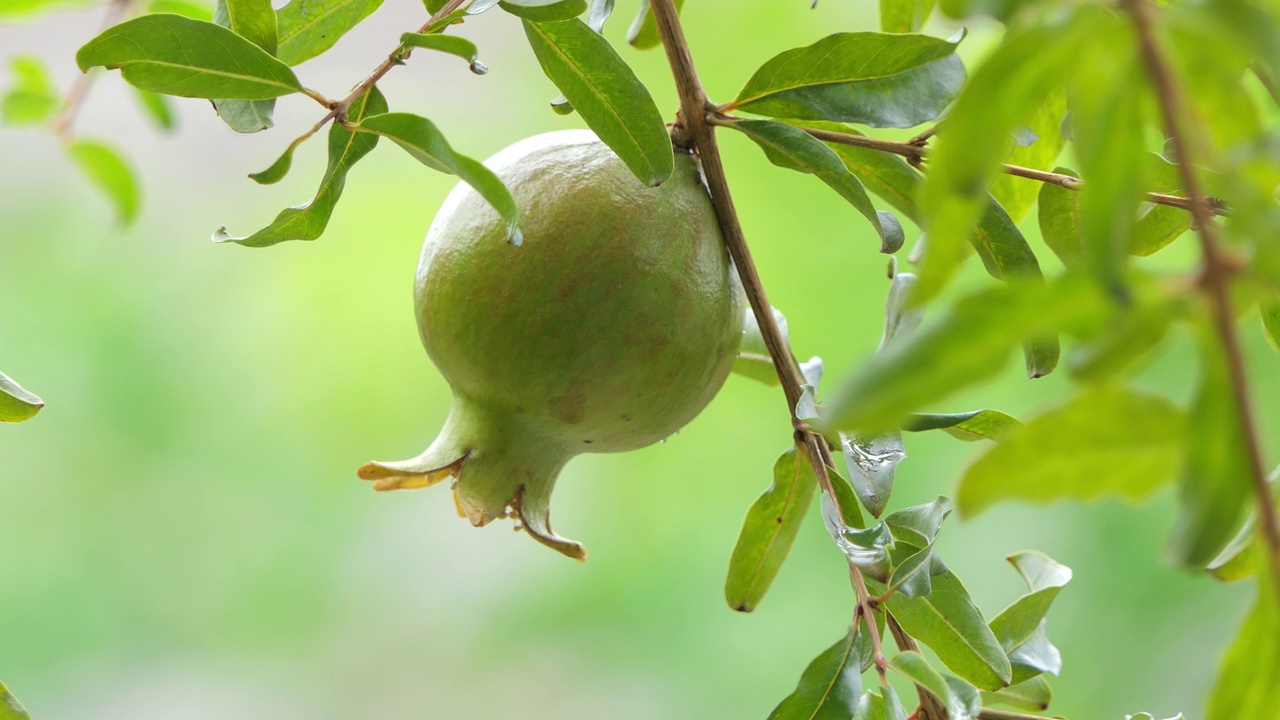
[359,130,745,560]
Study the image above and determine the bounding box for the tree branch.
[645,0,891,686]
[1125,0,1280,598]
[51,0,134,141]
[708,114,1228,218]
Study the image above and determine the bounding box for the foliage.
[3,0,1280,717]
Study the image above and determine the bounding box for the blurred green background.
[2,1,1279,717]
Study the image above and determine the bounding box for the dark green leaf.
[2,56,59,126]
[1036,166,1083,268]
[989,92,1066,224]
[733,306,788,386]
[916,10,1106,301]
[147,0,214,18]
[981,677,1052,712]
[213,0,279,133]
[0,372,44,423]
[248,140,300,185]
[0,681,31,719]
[77,14,303,100]
[880,0,934,33]
[956,385,1185,517]
[901,410,1020,442]
[769,627,864,720]
[885,567,1012,690]
[822,275,1105,436]
[67,139,139,226]
[731,119,904,252]
[625,0,682,50]
[1008,621,1061,682]
[522,18,673,186]
[276,0,385,66]
[133,88,176,130]
[213,87,386,246]
[732,32,964,129]
[1205,583,1280,719]
[887,543,936,598]
[1169,328,1253,566]
[1261,297,1280,354]
[885,496,952,547]
[400,33,487,74]
[500,0,587,21]
[354,112,521,244]
[725,446,818,612]
[823,133,923,221]
[989,552,1071,651]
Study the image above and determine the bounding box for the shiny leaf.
[0,372,44,423]
[733,306,788,386]
[725,446,818,612]
[522,18,673,186]
[901,410,1020,442]
[854,685,907,720]
[884,496,952,547]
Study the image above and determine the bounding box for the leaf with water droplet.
[0,371,44,423]
[732,306,789,386]
[399,33,488,74]
[884,496,952,547]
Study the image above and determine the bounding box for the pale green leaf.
[625,0,682,49]
[0,372,44,423]
[2,56,59,126]
[67,139,140,226]
[989,92,1066,224]
[1261,297,1280,354]
[147,0,214,19]
[132,88,177,131]
[880,0,934,33]
[901,410,1021,442]
[1205,584,1280,720]
[0,681,31,720]
[522,18,673,186]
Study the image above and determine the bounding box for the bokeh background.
[2,1,1279,717]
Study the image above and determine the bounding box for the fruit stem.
[647,0,894,691]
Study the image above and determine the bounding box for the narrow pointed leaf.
[354,112,520,244]
[733,33,965,129]
[823,275,1104,436]
[276,0,385,66]
[981,677,1052,712]
[768,627,865,720]
[902,410,1020,442]
[522,18,673,186]
[1169,329,1253,566]
[67,139,139,226]
[1205,584,1280,720]
[956,385,1185,517]
[725,446,818,612]
[248,141,299,184]
[885,568,1012,689]
[585,0,613,32]
[213,87,386,246]
[500,0,587,21]
[625,0,682,50]
[733,306,789,386]
[400,34,487,74]
[888,652,956,713]
[989,552,1071,651]
[77,14,303,99]
[732,119,904,252]
[2,56,59,126]
[0,372,44,423]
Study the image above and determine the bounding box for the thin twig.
[1126,0,1280,598]
[645,0,890,681]
[710,115,1229,218]
[52,0,134,140]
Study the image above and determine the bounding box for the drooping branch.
[646,0,892,689]
[708,114,1229,218]
[1125,0,1280,598]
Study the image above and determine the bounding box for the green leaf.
[147,0,214,19]
[733,306,788,386]
[885,568,1012,690]
[889,651,982,719]
[0,0,96,18]
[1205,511,1261,582]
[522,18,673,187]
[248,139,302,185]
[77,14,303,100]
[1205,583,1280,720]
[884,496,952,547]
[769,627,866,720]
[585,0,613,32]
[0,681,31,720]
[880,0,934,33]
[213,87,386,246]
[67,139,140,226]
[212,0,279,133]
[915,10,1105,302]
[1131,154,1191,256]
[822,275,1105,437]
[901,410,1020,442]
[826,138,923,221]
[732,32,964,129]
[276,0,385,66]
[887,543,937,598]
[989,92,1066,224]
[731,119,904,252]
[0,372,44,423]
[625,0,682,50]
[854,685,907,720]
[132,88,177,130]
[1036,167,1083,268]
[1007,621,1061,682]
[1169,328,1254,566]
[1261,297,1280,354]
[725,446,818,612]
[400,34,488,74]
[2,56,59,126]
[956,385,1185,517]
[1067,296,1178,382]
[989,552,1071,651]
[981,677,1052,712]
[500,0,587,21]
[354,112,521,244]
